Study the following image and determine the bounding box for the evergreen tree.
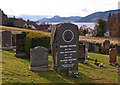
[96,19,106,37]
[83,29,87,36]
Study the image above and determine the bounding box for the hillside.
[77,9,120,22]
[37,15,82,23]
[37,9,120,23]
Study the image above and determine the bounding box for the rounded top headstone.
[31,46,48,52]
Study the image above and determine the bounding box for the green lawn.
[1,50,119,84]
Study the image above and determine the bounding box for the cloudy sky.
[1,0,120,17]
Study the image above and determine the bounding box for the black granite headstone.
[51,23,79,72]
[15,33,26,58]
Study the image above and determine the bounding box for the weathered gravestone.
[88,42,95,52]
[78,44,85,62]
[29,46,50,71]
[101,40,110,54]
[94,42,100,53]
[1,30,13,50]
[86,42,89,49]
[14,33,26,58]
[109,48,117,64]
[51,23,79,72]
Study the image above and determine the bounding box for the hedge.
[24,31,50,57]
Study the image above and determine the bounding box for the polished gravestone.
[51,23,79,72]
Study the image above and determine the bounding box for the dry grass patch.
[79,36,120,44]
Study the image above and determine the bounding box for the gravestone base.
[78,58,85,63]
[14,53,27,58]
[13,46,16,49]
[29,65,50,71]
[2,46,14,51]
[101,49,109,55]
[108,62,118,65]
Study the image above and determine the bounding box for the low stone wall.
[79,40,120,54]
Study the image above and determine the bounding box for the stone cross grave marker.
[51,23,79,72]
[29,46,50,71]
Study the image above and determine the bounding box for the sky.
[0,0,120,17]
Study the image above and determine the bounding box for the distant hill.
[37,9,120,23]
[77,9,120,22]
[37,15,82,23]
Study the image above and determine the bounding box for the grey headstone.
[88,42,94,52]
[29,46,50,71]
[2,30,12,47]
[85,48,88,58]
[51,23,79,72]
[0,30,13,50]
[94,45,99,53]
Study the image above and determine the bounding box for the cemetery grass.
[2,50,119,83]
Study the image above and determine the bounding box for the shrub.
[24,31,50,57]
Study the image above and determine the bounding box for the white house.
[104,31,110,37]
